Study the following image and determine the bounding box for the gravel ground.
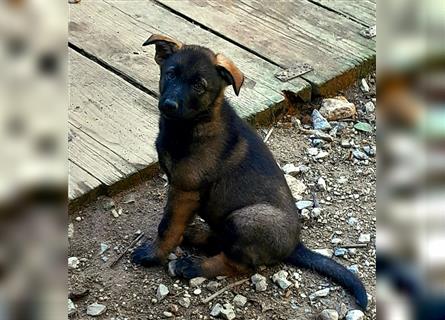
[68,74,376,320]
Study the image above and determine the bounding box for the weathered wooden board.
[69,123,139,186]
[68,0,311,121]
[309,0,376,27]
[69,50,159,200]
[157,0,376,95]
[69,160,101,201]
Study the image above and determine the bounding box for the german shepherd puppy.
[132,34,368,309]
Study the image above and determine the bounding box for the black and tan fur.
[132,34,368,309]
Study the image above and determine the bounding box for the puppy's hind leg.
[182,222,221,255]
[173,253,251,279]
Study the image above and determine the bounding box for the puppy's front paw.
[131,242,160,267]
[173,256,203,279]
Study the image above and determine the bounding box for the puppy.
[132,34,368,309]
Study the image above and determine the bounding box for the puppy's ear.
[215,54,244,96]
[143,34,183,65]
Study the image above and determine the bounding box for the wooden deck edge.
[305,54,376,97]
[69,162,160,213]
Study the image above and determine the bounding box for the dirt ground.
[68,74,376,320]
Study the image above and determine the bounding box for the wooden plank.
[309,0,376,27]
[157,0,376,95]
[69,49,158,168]
[69,160,101,200]
[69,123,139,186]
[69,49,160,200]
[68,0,311,121]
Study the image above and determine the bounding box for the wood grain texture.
[69,50,159,200]
[68,0,311,121]
[309,0,376,27]
[69,160,101,200]
[158,0,376,95]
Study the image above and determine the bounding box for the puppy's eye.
[193,79,207,94]
[165,69,175,80]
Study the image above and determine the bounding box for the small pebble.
[68,299,76,316]
[163,311,173,318]
[178,297,191,308]
[334,248,348,257]
[314,248,333,257]
[358,233,371,243]
[193,288,201,295]
[360,78,370,93]
[68,257,80,269]
[206,281,220,292]
[346,309,365,320]
[364,101,375,113]
[296,200,313,210]
[348,264,359,274]
[311,207,322,218]
[86,303,106,317]
[156,284,169,301]
[317,177,327,190]
[189,277,206,288]
[210,303,223,317]
[319,309,339,320]
[309,288,330,300]
[233,294,247,307]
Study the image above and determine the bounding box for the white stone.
[68,223,74,239]
[163,311,173,318]
[167,253,177,260]
[167,261,176,277]
[189,277,206,288]
[100,243,109,255]
[308,147,319,156]
[206,281,220,292]
[311,207,322,218]
[272,270,292,289]
[320,97,356,121]
[255,280,267,292]
[296,200,313,210]
[346,309,365,320]
[233,294,247,307]
[251,273,266,284]
[282,163,300,175]
[364,101,375,112]
[68,299,76,316]
[221,309,236,320]
[178,297,191,308]
[68,257,80,269]
[314,248,333,257]
[348,217,358,226]
[285,174,307,199]
[315,150,329,159]
[358,234,371,243]
[331,238,342,245]
[156,284,169,301]
[210,303,223,317]
[221,304,236,320]
[193,288,202,295]
[317,177,327,190]
[309,288,330,300]
[319,309,339,320]
[360,78,370,93]
[86,303,106,316]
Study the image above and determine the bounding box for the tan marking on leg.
[156,189,200,259]
[200,253,250,278]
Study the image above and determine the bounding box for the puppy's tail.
[286,243,368,309]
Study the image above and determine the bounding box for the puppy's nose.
[161,99,179,113]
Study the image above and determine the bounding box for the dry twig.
[201,278,249,304]
[109,232,144,268]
